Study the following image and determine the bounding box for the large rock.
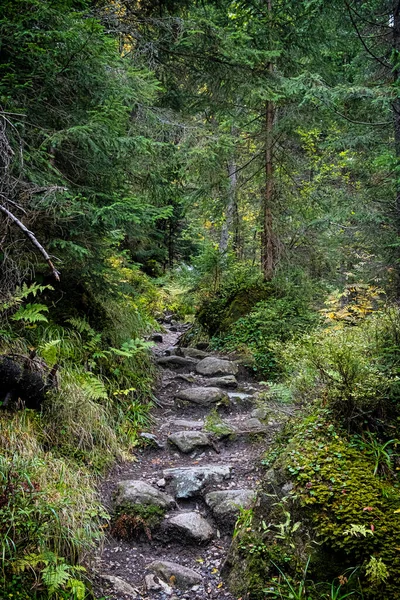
[163,465,232,498]
[181,348,209,359]
[165,511,214,543]
[101,575,138,599]
[156,356,197,369]
[196,357,238,377]
[236,417,266,433]
[203,375,238,389]
[205,489,255,525]
[114,480,175,510]
[168,431,210,453]
[175,386,228,406]
[146,560,202,589]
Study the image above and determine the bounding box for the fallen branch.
[0,203,60,281]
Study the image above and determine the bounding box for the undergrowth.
[227,303,400,600]
[0,258,161,598]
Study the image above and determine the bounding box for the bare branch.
[344,0,391,68]
[0,204,60,281]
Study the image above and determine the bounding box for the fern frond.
[11,303,49,323]
[78,372,108,400]
[42,562,71,594]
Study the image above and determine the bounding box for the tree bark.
[219,157,238,253]
[261,86,275,280]
[392,0,400,293]
[261,0,276,280]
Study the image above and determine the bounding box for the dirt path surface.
[94,322,290,600]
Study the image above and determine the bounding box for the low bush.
[280,308,400,431]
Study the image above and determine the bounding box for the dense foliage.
[1,0,400,597]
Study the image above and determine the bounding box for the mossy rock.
[224,410,400,599]
[197,283,270,337]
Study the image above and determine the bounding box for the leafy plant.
[352,433,398,477]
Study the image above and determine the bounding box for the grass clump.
[0,412,108,599]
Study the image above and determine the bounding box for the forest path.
[94,321,292,600]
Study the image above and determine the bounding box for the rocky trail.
[94,321,293,600]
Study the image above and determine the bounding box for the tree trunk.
[219,157,238,253]
[261,96,275,279]
[392,1,400,293]
[261,0,276,280]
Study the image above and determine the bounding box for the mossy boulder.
[197,283,269,336]
[224,410,400,599]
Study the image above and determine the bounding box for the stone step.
[205,489,255,529]
[196,357,239,376]
[163,464,233,498]
[156,356,198,369]
[203,375,238,388]
[163,511,214,543]
[181,347,210,359]
[114,480,175,511]
[101,574,139,599]
[146,560,202,591]
[167,418,205,429]
[175,386,228,406]
[168,430,211,453]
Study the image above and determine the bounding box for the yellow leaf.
[211,568,218,574]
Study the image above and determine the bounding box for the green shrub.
[212,293,318,378]
[278,412,400,598]
[280,308,400,431]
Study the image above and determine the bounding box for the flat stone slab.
[163,465,232,498]
[169,419,205,429]
[205,489,255,524]
[175,386,228,406]
[181,348,209,359]
[156,356,197,369]
[114,480,175,510]
[168,431,210,453]
[236,417,266,432]
[203,375,238,389]
[102,574,138,598]
[165,511,214,543]
[250,406,269,420]
[196,357,238,377]
[146,560,202,589]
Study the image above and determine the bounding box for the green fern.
[39,339,61,366]
[42,562,71,594]
[68,577,86,600]
[11,303,49,323]
[78,372,108,400]
[110,337,153,358]
[13,551,87,599]
[67,317,96,336]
